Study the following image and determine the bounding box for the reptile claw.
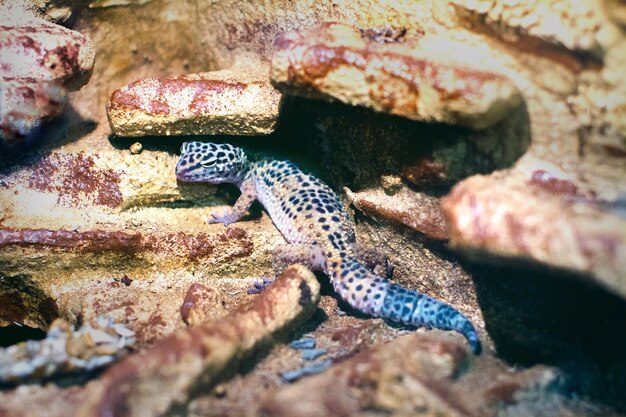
[207,209,235,226]
[247,277,273,294]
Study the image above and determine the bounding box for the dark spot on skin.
[322,225,330,231]
[318,217,326,222]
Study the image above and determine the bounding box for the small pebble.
[129,142,142,154]
[290,337,316,349]
[280,359,333,383]
[301,348,327,361]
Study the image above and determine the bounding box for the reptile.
[176,141,481,353]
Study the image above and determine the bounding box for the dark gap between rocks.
[469,261,626,413]
[0,324,46,348]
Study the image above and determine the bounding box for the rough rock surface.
[75,264,320,417]
[442,170,626,297]
[449,0,619,59]
[346,185,448,240]
[0,316,134,384]
[271,22,522,129]
[0,77,66,145]
[107,70,282,137]
[261,333,595,417]
[0,6,95,144]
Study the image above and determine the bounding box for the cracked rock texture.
[0,0,625,416]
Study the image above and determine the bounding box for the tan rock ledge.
[450,0,620,61]
[442,170,626,299]
[271,22,522,129]
[106,70,283,137]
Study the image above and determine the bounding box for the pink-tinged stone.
[442,171,626,298]
[0,77,66,144]
[0,14,94,144]
[346,186,449,240]
[271,22,521,129]
[0,18,95,90]
[106,70,283,137]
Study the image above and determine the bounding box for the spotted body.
[176,141,481,353]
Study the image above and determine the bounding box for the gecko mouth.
[175,165,194,182]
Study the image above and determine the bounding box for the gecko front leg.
[208,177,256,226]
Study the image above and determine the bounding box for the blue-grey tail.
[382,283,481,354]
[327,256,481,354]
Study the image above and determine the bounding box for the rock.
[0,316,134,384]
[442,170,626,299]
[0,78,66,146]
[271,22,522,129]
[0,0,625,415]
[75,264,320,417]
[106,70,283,137]
[449,0,620,61]
[0,9,95,145]
[0,222,265,338]
[0,13,95,89]
[261,332,592,417]
[606,0,626,28]
[180,283,226,326]
[345,186,449,240]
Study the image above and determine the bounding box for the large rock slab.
[442,169,626,299]
[271,22,522,129]
[107,70,283,137]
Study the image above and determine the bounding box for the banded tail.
[327,256,481,354]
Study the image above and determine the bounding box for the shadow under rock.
[468,260,626,413]
[275,96,532,191]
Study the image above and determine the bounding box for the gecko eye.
[201,159,217,168]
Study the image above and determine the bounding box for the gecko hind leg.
[354,243,394,279]
[248,244,326,295]
[272,243,327,278]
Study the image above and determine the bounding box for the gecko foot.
[247,276,273,294]
[206,209,237,226]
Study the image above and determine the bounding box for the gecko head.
[176,141,249,184]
